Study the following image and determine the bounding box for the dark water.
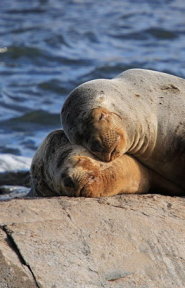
[0,0,185,157]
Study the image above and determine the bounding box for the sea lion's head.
[31,130,105,197]
[78,107,128,162]
[57,153,104,197]
[64,106,127,162]
[61,79,128,162]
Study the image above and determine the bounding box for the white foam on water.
[0,154,32,172]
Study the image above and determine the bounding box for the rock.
[0,170,31,187]
[0,194,185,288]
[0,228,38,288]
[0,186,31,201]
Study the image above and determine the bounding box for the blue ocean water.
[0,0,185,157]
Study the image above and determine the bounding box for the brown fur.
[31,130,184,197]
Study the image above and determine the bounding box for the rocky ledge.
[0,194,185,288]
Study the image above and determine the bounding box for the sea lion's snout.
[99,147,122,162]
[83,107,126,162]
[60,155,103,197]
[61,172,96,197]
[89,133,123,162]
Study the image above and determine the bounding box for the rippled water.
[0,0,185,157]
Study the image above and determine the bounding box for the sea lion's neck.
[126,112,158,159]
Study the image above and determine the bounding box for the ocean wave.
[0,0,185,158]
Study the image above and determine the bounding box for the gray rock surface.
[0,194,185,288]
[0,170,30,187]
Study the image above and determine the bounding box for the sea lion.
[30,130,184,197]
[61,68,185,191]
